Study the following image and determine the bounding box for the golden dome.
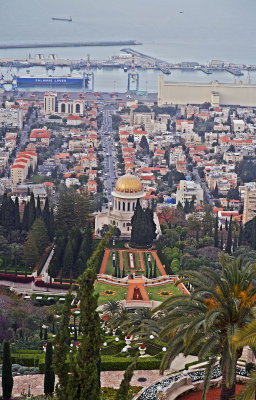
[115,174,143,194]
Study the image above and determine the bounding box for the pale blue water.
[0,0,255,91]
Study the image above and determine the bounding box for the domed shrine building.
[95,173,161,238]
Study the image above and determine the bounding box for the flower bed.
[0,274,34,283]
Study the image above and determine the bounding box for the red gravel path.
[180,385,244,400]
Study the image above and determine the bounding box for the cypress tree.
[118,264,121,279]
[226,216,233,254]
[68,229,113,400]
[22,202,29,231]
[115,359,137,400]
[2,340,13,400]
[44,328,48,341]
[53,290,72,400]
[43,197,51,235]
[36,195,41,218]
[233,235,238,252]
[153,260,157,278]
[130,200,156,247]
[251,218,256,250]
[14,196,20,230]
[184,200,190,214]
[220,232,224,250]
[39,325,43,340]
[114,258,117,278]
[44,342,55,397]
[122,266,125,278]
[214,215,219,248]
[28,192,36,229]
[49,207,55,242]
[238,220,243,246]
[1,192,8,226]
[225,218,228,231]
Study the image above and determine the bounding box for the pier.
[0,40,142,50]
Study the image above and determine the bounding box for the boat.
[52,17,72,22]
[123,66,128,72]
[16,74,88,87]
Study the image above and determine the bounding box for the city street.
[101,105,118,203]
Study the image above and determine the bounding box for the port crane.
[127,54,139,92]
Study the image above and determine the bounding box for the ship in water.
[52,16,72,22]
[15,74,89,87]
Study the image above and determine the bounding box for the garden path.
[126,278,150,302]
[100,248,110,274]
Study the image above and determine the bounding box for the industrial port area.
[1,48,255,77]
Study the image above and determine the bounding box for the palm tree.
[156,254,256,400]
[102,300,122,316]
[124,307,160,338]
[107,306,130,330]
[233,319,256,400]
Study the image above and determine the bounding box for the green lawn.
[94,282,128,306]
[104,252,115,275]
[146,283,181,302]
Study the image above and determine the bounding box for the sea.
[0,0,256,92]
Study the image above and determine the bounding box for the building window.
[123,202,125,211]
[127,202,130,211]
[118,201,120,210]
[76,103,80,114]
[61,103,65,113]
[123,223,125,227]
[133,202,135,211]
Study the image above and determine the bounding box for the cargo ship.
[52,17,72,22]
[15,74,89,87]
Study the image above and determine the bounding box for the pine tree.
[23,236,39,270]
[36,195,41,218]
[63,241,74,278]
[115,359,137,400]
[14,196,20,230]
[29,218,49,255]
[44,342,55,397]
[28,192,36,229]
[2,340,13,400]
[55,192,90,233]
[226,216,233,254]
[214,215,219,248]
[53,290,72,400]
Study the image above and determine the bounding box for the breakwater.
[0,40,142,50]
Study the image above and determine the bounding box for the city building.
[158,75,256,107]
[95,173,161,238]
[43,92,57,114]
[0,108,23,129]
[176,180,204,207]
[243,186,256,224]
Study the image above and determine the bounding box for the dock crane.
[127,54,139,92]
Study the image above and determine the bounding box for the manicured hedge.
[0,274,34,283]
[11,353,44,367]
[38,356,161,373]
[34,280,78,290]
[101,356,161,371]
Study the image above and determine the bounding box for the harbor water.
[1,0,256,92]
